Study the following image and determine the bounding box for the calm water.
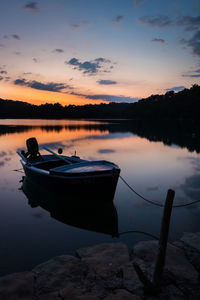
[0,119,200,276]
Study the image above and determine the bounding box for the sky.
[0,0,199,105]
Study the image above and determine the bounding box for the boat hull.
[22,162,119,200]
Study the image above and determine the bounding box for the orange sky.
[0,83,107,106]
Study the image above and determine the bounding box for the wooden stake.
[153,189,175,287]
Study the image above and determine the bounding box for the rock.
[0,234,199,300]
[173,239,200,275]
[132,239,200,298]
[0,271,34,300]
[36,291,61,300]
[76,243,129,278]
[60,282,99,300]
[120,261,144,296]
[33,255,89,296]
[132,240,199,283]
[104,289,142,300]
[180,232,200,252]
[159,284,185,300]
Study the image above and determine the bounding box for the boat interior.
[30,155,83,171]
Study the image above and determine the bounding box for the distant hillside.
[0,84,199,120]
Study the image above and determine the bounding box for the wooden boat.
[17,138,120,200]
[22,177,119,237]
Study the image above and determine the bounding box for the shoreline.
[0,232,199,299]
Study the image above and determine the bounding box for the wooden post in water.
[153,189,175,288]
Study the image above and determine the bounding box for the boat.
[22,177,119,237]
[17,137,120,200]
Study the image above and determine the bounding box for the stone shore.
[0,232,200,299]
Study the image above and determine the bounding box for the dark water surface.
[0,119,200,276]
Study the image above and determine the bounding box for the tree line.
[0,84,199,120]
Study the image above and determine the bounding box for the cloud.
[33,57,38,63]
[0,70,7,74]
[97,80,117,85]
[181,30,200,57]
[70,24,80,29]
[139,14,200,34]
[13,79,72,92]
[0,76,3,81]
[139,15,172,27]
[71,91,139,103]
[12,34,21,40]
[180,30,200,57]
[0,44,5,48]
[182,68,200,78]
[176,16,200,32]
[66,57,113,75]
[151,38,165,43]
[23,2,39,13]
[14,51,21,55]
[98,149,116,154]
[112,16,125,23]
[146,186,159,191]
[53,49,64,53]
[70,21,90,29]
[165,86,185,92]
[181,173,200,200]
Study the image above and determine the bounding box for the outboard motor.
[25,137,41,159]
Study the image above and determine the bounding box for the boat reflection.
[21,177,119,237]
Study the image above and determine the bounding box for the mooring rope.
[119,230,159,240]
[119,175,200,208]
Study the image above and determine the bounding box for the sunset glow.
[0,0,199,105]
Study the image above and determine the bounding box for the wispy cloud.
[13,79,72,92]
[0,76,3,81]
[176,16,200,32]
[23,2,39,13]
[112,16,125,23]
[66,57,114,75]
[97,80,117,85]
[151,38,165,43]
[70,20,90,29]
[33,57,38,63]
[0,70,7,74]
[139,15,172,27]
[98,149,116,154]
[1,34,21,40]
[182,68,200,78]
[139,14,200,33]
[14,51,21,55]
[180,30,200,57]
[71,91,139,103]
[52,49,64,53]
[165,86,185,92]
[11,34,21,40]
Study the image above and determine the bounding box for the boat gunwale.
[21,160,120,179]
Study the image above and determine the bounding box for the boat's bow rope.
[119,175,200,208]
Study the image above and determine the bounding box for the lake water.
[0,119,200,276]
